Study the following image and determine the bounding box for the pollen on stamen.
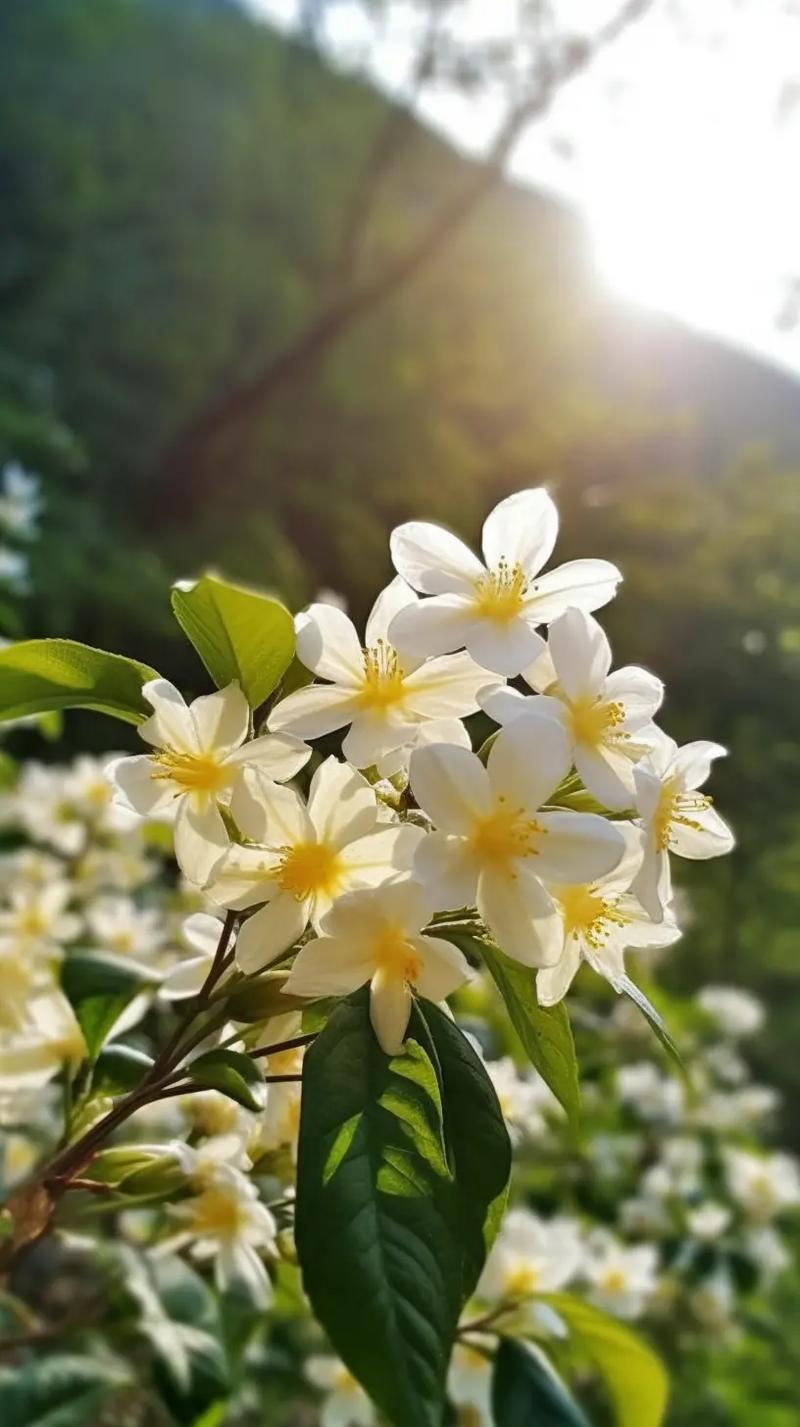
[358,638,406,711]
[472,558,529,623]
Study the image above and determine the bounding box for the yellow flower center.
[358,640,407,711]
[599,1267,628,1294]
[472,559,528,623]
[333,1365,360,1395]
[186,1186,246,1239]
[558,884,629,949]
[110,930,136,954]
[275,841,341,900]
[568,694,626,750]
[505,1263,540,1297]
[18,909,47,937]
[653,780,712,851]
[151,749,230,796]
[470,799,545,872]
[373,926,423,984]
[85,780,112,808]
[188,1094,240,1136]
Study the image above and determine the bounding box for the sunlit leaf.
[187,1048,267,1112]
[539,1293,669,1427]
[171,572,294,709]
[0,639,158,725]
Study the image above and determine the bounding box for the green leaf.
[224,971,309,1023]
[618,977,687,1082]
[171,572,295,709]
[188,1048,267,1111]
[295,989,510,1427]
[0,1354,130,1427]
[0,639,158,725]
[61,953,155,1060]
[492,1338,592,1427]
[478,938,580,1130]
[92,1043,154,1094]
[539,1293,669,1427]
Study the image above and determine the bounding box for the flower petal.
[370,969,413,1055]
[139,679,199,753]
[413,934,472,1002]
[548,609,612,701]
[267,683,362,741]
[283,934,374,998]
[464,618,546,678]
[401,650,499,720]
[670,740,727,791]
[342,709,414,768]
[295,604,364,684]
[631,841,671,922]
[106,754,176,817]
[574,745,636,811]
[481,488,559,579]
[191,683,249,755]
[390,521,485,595]
[487,718,571,812]
[338,825,424,886]
[669,804,734,859]
[161,955,211,1000]
[235,896,309,974]
[365,576,419,647]
[205,842,282,910]
[413,830,479,910]
[228,732,310,780]
[604,666,664,724]
[536,936,581,1006]
[181,911,225,956]
[173,797,230,885]
[229,773,311,846]
[389,594,476,660]
[534,810,625,884]
[524,559,622,625]
[410,743,491,834]
[477,866,562,966]
[307,757,377,847]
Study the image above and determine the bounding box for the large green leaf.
[295,989,510,1427]
[478,939,580,1131]
[0,1354,130,1427]
[188,1048,267,1112]
[0,639,157,725]
[492,1338,592,1427]
[171,572,295,709]
[539,1294,669,1427]
[61,953,156,1060]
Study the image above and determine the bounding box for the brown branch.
[157,0,655,515]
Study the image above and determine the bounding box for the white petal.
[534,810,625,884]
[190,683,249,755]
[464,618,546,678]
[583,940,628,993]
[228,732,310,780]
[161,955,211,1000]
[632,840,671,922]
[173,798,230,885]
[342,710,414,768]
[548,609,611,701]
[669,804,734,859]
[413,934,472,1002]
[338,825,424,887]
[522,643,559,693]
[295,604,364,684]
[389,594,476,659]
[182,911,225,956]
[411,716,472,753]
[413,830,480,910]
[307,757,377,847]
[670,740,727,791]
[481,488,559,578]
[230,772,311,846]
[536,937,581,1006]
[390,521,485,595]
[365,576,418,646]
[369,969,412,1055]
[615,897,682,949]
[401,651,498,719]
[320,880,433,942]
[574,745,636,811]
[487,718,571,811]
[592,822,646,897]
[477,866,562,966]
[410,743,491,833]
[604,666,664,724]
[106,755,176,816]
[478,684,532,726]
[267,683,362,740]
[139,679,199,753]
[523,559,622,625]
[235,896,308,973]
[205,842,281,910]
[283,934,373,997]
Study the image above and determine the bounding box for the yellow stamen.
[373,926,423,984]
[558,884,629,949]
[470,799,545,872]
[568,694,627,750]
[599,1268,628,1294]
[504,1263,540,1297]
[654,780,712,851]
[186,1186,246,1239]
[151,749,230,796]
[275,841,341,900]
[333,1365,360,1394]
[17,910,47,937]
[472,558,528,623]
[358,639,407,711]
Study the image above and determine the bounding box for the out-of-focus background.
[0,2,798,1409]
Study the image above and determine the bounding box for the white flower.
[87,895,164,963]
[0,881,81,960]
[267,577,495,769]
[744,1225,791,1285]
[388,488,621,676]
[536,824,681,1006]
[447,1343,493,1427]
[687,1202,731,1241]
[725,1149,800,1221]
[62,754,137,833]
[410,720,625,966]
[282,881,471,1056]
[481,608,662,808]
[208,758,424,973]
[107,680,309,884]
[12,763,86,855]
[0,990,86,1088]
[486,1057,557,1140]
[305,1355,376,1427]
[616,1062,684,1124]
[0,462,41,537]
[632,733,734,922]
[161,912,224,1000]
[585,1237,659,1319]
[479,1208,583,1302]
[698,985,765,1039]
[255,1012,305,1161]
[168,1160,277,1300]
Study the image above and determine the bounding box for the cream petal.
[229,772,311,846]
[548,608,612,701]
[173,797,230,885]
[338,825,424,886]
[583,940,628,993]
[267,683,362,740]
[228,732,310,780]
[401,650,497,719]
[481,488,559,579]
[412,934,471,1001]
[604,666,664,725]
[181,911,225,956]
[478,684,532,726]
[631,840,671,922]
[487,718,571,811]
[205,842,282,910]
[295,604,364,685]
[410,743,492,834]
[342,710,415,769]
[534,810,625,884]
[464,618,546,678]
[523,559,622,625]
[670,740,727,791]
[389,594,476,660]
[669,804,734,859]
[320,880,433,942]
[574,745,636,812]
[614,898,682,949]
[191,683,250,755]
[307,757,377,847]
[411,716,472,753]
[413,830,480,911]
[365,576,419,646]
[521,643,559,693]
[390,520,485,595]
[139,679,199,754]
[235,896,309,974]
[106,755,176,816]
[283,934,374,998]
[477,866,562,966]
[161,955,211,1000]
[370,968,413,1055]
[536,937,581,1006]
[591,822,646,897]
[633,764,664,821]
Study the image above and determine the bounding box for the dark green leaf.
[224,971,308,1023]
[61,953,155,1060]
[92,1043,154,1093]
[478,939,580,1130]
[539,1294,668,1427]
[188,1048,267,1111]
[171,572,295,709]
[0,639,157,725]
[0,1354,129,1427]
[492,1338,592,1427]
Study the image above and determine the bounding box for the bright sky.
[247,0,800,374]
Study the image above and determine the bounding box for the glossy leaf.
[0,639,158,725]
[540,1293,669,1427]
[0,1354,130,1427]
[61,953,155,1059]
[171,572,294,709]
[492,1338,592,1427]
[187,1048,267,1111]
